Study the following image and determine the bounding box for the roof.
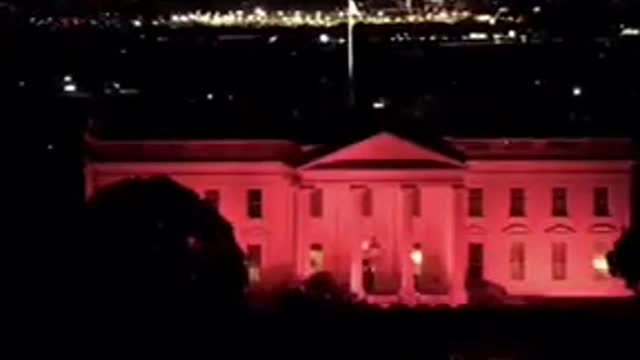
[86,132,636,165]
[450,138,635,160]
[87,137,304,164]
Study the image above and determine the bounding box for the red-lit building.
[86,132,635,305]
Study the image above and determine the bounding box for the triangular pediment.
[300,132,463,170]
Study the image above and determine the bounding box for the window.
[467,243,484,281]
[593,241,610,280]
[204,189,220,210]
[510,188,526,217]
[410,243,424,290]
[594,187,610,217]
[247,189,262,219]
[361,188,373,217]
[551,242,567,280]
[408,186,421,217]
[510,242,525,280]
[468,188,483,217]
[552,188,568,217]
[309,243,324,273]
[310,188,323,218]
[246,244,262,284]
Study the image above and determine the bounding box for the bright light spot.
[532,6,542,14]
[63,75,73,82]
[120,48,127,55]
[63,83,77,92]
[318,33,330,44]
[572,86,583,97]
[46,144,54,151]
[268,35,278,43]
[468,32,489,40]
[132,19,142,27]
[507,30,517,39]
[254,7,266,17]
[206,93,214,100]
[113,82,121,90]
[534,79,542,86]
[372,100,386,109]
[620,27,640,36]
[410,249,423,266]
[593,256,609,273]
[18,81,26,88]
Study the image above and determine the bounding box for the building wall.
[86,162,298,288]
[86,158,634,303]
[464,160,632,297]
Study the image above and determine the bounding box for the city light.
[63,83,77,92]
[572,86,583,97]
[318,33,330,44]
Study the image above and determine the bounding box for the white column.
[399,185,416,299]
[450,184,467,306]
[349,186,365,296]
[296,187,313,279]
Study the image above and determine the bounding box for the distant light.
[63,83,77,92]
[227,94,234,101]
[533,79,542,86]
[507,30,517,39]
[132,19,142,27]
[113,82,121,90]
[532,6,542,14]
[372,100,386,109]
[46,144,54,151]
[206,93,214,100]
[18,80,26,88]
[468,32,489,40]
[268,35,278,43]
[254,7,266,17]
[63,75,73,82]
[572,86,583,97]
[120,48,127,55]
[620,27,640,37]
[318,33,330,44]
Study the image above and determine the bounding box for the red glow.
[86,133,634,305]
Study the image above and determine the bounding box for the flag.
[348,0,360,17]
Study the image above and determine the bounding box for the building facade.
[85,132,635,305]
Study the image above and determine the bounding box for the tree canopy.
[83,176,248,306]
[607,227,640,296]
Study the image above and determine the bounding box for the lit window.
[247,189,262,219]
[510,242,525,280]
[594,187,610,217]
[510,188,526,217]
[361,188,373,217]
[468,188,483,217]
[309,243,324,273]
[552,188,568,217]
[246,244,262,284]
[204,189,220,210]
[552,242,567,280]
[593,241,610,280]
[310,188,323,218]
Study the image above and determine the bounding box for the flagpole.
[347,0,356,107]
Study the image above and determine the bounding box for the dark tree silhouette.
[302,271,351,302]
[83,176,248,308]
[607,227,640,296]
